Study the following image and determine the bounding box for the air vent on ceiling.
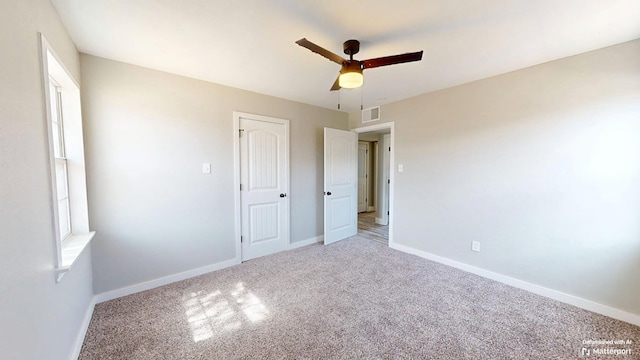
[362,106,380,123]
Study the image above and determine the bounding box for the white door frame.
[233,111,290,263]
[357,141,370,213]
[372,141,378,212]
[379,134,390,225]
[352,122,395,246]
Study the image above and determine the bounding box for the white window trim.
[40,34,95,282]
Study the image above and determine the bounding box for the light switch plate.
[202,163,211,174]
[472,241,480,252]
[398,164,404,173]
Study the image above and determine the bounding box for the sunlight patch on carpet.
[232,282,270,323]
[183,283,269,342]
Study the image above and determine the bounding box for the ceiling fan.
[296,38,423,91]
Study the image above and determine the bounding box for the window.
[48,78,72,240]
[40,34,95,282]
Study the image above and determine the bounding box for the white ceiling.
[52,0,640,112]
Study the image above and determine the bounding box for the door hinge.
[241,236,244,243]
[387,211,389,215]
[240,183,242,191]
[239,129,244,137]
[389,147,391,151]
[387,179,390,184]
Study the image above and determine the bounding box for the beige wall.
[350,40,640,315]
[81,55,348,294]
[0,1,95,359]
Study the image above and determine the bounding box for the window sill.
[56,231,95,282]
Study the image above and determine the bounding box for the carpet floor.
[79,237,639,359]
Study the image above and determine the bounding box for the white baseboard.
[95,236,325,305]
[69,296,96,360]
[374,217,388,225]
[367,206,375,212]
[289,235,323,249]
[94,258,239,304]
[390,242,640,327]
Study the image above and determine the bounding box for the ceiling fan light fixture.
[339,62,363,89]
[339,71,363,89]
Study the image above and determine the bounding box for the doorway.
[353,123,394,246]
[357,141,371,213]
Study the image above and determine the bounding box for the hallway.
[357,211,388,245]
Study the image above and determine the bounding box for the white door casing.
[357,141,369,213]
[353,122,394,247]
[239,114,289,261]
[372,141,378,212]
[324,127,358,245]
[380,134,390,225]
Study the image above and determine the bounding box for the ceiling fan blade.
[330,75,341,91]
[362,51,423,70]
[296,38,346,65]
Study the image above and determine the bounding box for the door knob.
[326,191,332,196]
[280,193,287,198]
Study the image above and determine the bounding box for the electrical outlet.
[471,241,480,252]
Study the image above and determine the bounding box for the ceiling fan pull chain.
[337,89,341,110]
[361,86,364,110]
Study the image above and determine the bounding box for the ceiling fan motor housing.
[341,61,362,73]
[343,39,360,57]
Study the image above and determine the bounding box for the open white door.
[324,127,357,245]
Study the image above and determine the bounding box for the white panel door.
[240,117,289,261]
[357,141,369,213]
[324,127,357,245]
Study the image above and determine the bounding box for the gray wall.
[0,1,95,359]
[81,55,348,294]
[350,40,640,315]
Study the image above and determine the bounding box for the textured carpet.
[79,237,639,359]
